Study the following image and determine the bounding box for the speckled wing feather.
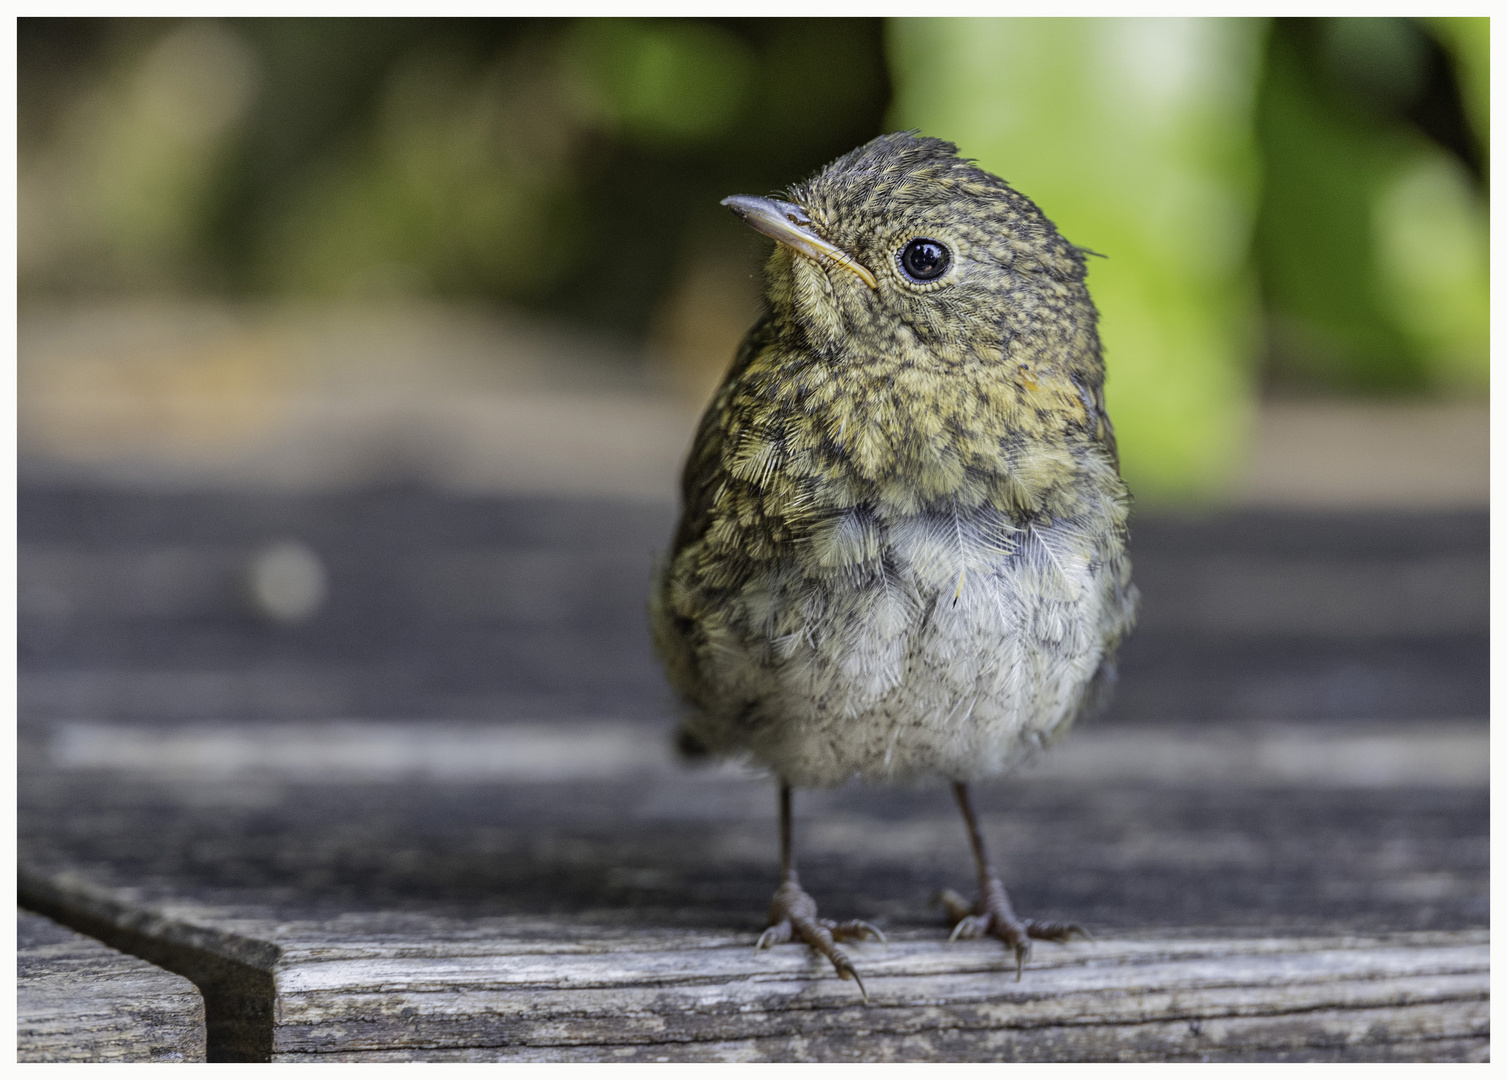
[652,314,774,716]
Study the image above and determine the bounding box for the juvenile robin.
[650,132,1138,997]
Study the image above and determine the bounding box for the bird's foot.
[935,878,1090,980]
[756,878,885,1001]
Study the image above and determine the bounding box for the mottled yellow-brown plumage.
[653,131,1136,784]
[649,132,1139,988]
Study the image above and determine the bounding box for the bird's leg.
[755,781,885,1000]
[937,781,1089,980]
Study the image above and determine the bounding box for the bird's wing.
[1071,371,1119,469]
[652,314,778,712]
[671,313,776,555]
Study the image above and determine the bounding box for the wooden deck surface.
[17,910,206,1062]
[16,486,1489,1061]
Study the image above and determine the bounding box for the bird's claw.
[831,952,868,1001]
[935,878,1088,979]
[1023,918,1093,944]
[829,918,887,945]
[934,887,975,926]
[758,880,878,1002]
[947,912,992,943]
[755,920,792,951]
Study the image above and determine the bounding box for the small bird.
[650,132,1137,997]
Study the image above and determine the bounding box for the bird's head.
[724,132,1095,367]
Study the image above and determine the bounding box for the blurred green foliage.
[18,18,1488,499]
[889,17,1267,500]
[563,19,755,142]
[888,16,1486,498]
[1256,18,1488,397]
[20,17,889,331]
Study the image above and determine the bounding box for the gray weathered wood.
[38,718,1491,789]
[14,872,1487,1062]
[19,723,1490,1064]
[264,932,1487,1062]
[15,491,1489,1061]
[16,490,1490,729]
[17,909,207,1062]
[19,708,1488,1061]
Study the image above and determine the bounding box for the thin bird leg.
[755,781,885,1000]
[937,781,1089,980]
[779,779,793,882]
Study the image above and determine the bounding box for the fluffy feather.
[651,132,1138,788]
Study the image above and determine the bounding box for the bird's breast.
[688,503,1117,787]
[740,345,1099,523]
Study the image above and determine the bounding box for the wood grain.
[17,909,207,1062]
[266,934,1487,1060]
[16,490,1489,1062]
[15,869,1487,1062]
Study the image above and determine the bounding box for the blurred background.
[19,16,1487,502]
[17,19,1490,1001]
[17,13,1489,725]
[16,10,1490,744]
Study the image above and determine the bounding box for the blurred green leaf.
[1255,27,1420,392]
[1254,20,1487,398]
[562,19,754,143]
[19,20,260,289]
[1424,17,1488,166]
[1373,151,1489,393]
[261,41,585,299]
[17,13,1485,401]
[888,17,1266,502]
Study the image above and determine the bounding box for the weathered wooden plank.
[19,863,1488,1062]
[39,718,1491,790]
[286,1032,1492,1064]
[17,909,207,1062]
[268,939,1487,1045]
[14,488,1488,1061]
[277,1006,1491,1063]
[18,699,1489,1062]
[20,752,1490,939]
[266,935,1486,1055]
[16,489,1490,728]
[280,1015,1492,1063]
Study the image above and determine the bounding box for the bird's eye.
[899,238,951,283]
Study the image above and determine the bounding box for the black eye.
[899,238,950,282]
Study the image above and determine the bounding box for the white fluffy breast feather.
[688,508,1113,788]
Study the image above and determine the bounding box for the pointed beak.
[722,195,878,290]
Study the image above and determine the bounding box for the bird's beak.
[722,195,878,290]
